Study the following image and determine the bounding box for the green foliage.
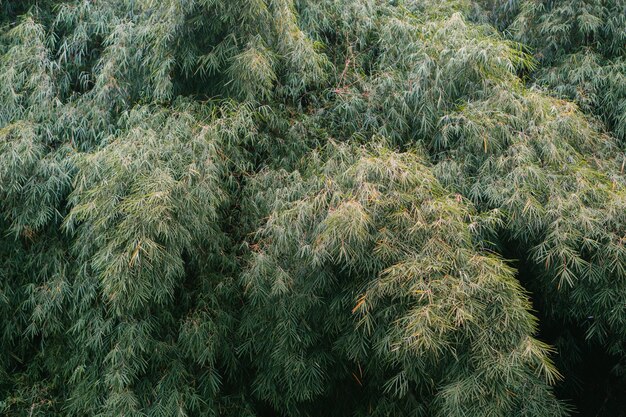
[0,0,624,416]
[241,142,565,416]
[483,0,626,140]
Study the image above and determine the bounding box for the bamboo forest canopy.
[0,0,625,416]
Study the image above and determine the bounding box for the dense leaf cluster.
[0,1,624,416]
[485,0,626,140]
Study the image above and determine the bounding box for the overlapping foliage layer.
[483,0,626,141]
[0,1,624,416]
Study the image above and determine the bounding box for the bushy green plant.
[0,1,624,416]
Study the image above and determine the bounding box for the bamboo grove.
[0,0,625,416]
